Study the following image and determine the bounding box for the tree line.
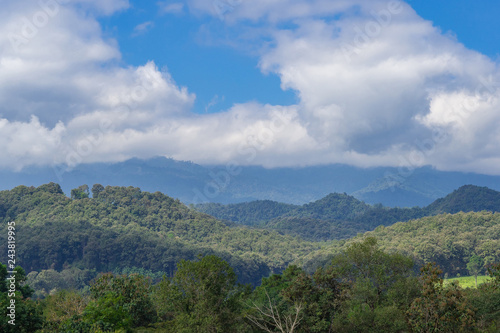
[3,237,500,332]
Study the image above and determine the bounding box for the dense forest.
[3,238,500,332]
[195,185,500,241]
[302,212,500,277]
[2,183,500,331]
[0,183,317,290]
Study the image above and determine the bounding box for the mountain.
[426,185,500,214]
[280,193,372,220]
[0,183,318,289]
[2,157,500,207]
[196,185,500,241]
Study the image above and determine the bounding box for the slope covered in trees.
[0,183,318,289]
[425,184,500,214]
[304,211,500,279]
[196,185,500,241]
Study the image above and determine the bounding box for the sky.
[1,0,500,175]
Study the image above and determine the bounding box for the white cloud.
[132,21,154,36]
[158,2,184,15]
[1,0,500,175]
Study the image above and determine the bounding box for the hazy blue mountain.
[2,157,500,207]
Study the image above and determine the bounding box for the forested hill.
[303,211,500,278]
[425,185,500,214]
[0,183,318,287]
[195,185,500,241]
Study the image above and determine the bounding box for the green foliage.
[247,264,345,332]
[154,255,249,332]
[0,263,44,332]
[284,193,371,221]
[71,184,90,200]
[195,185,500,242]
[0,183,319,287]
[91,184,105,199]
[406,263,476,332]
[328,237,417,332]
[467,264,500,331]
[84,292,133,332]
[426,185,500,215]
[27,267,96,298]
[195,192,421,241]
[41,289,89,332]
[3,182,500,331]
[445,275,491,289]
[89,273,156,328]
[324,211,500,278]
[467,254,484,287]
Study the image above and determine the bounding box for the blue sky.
[99,1,299,114]
[98,0,500,114]
[410,0,500,58]
[1,0,500,175]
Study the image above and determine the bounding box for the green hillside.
[304,211,500,277]
[426,184,500,214]
[195,185,500,241]
[0,183,318,288]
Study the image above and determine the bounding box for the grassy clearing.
[444,275,491,288]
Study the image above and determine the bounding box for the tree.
[406,262,476,332]
[328,237,416,332]
[154,255,249,332]
[42,289,89,332]
[331,237,414,307]
[91,184,105,199]
[0,264,43,332]
[247,264,344,333]
[83,293,133,332]
[467,254,484,288]
[89,273,156,328]
[246,289,304,333]
[71,185,89,200]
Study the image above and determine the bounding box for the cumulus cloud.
[187,0,500,173]
[1,0,500,175]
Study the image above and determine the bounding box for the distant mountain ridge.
[195,185,500,241]
[2,157,500,207]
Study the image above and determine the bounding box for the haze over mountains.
[3,157,500,207]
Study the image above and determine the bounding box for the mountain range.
[195,185,500,241]
[2,157,500,207]
[1,182,500,297]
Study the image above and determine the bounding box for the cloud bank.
[1,0,500,175]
